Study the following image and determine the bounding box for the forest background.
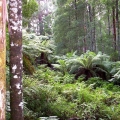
[0,0,120,120]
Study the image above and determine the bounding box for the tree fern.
[109,68,120,85]
[23,30,56,62]
[68,51,110,80]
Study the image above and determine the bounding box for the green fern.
[23,31,56,57]
[22,31,56,66]
[68,51,110,80]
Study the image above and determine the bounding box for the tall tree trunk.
[9,0,24,120]
[83,38,86,52]
[107,0,111,36]
[92,7,96,51]
[0,0,7,119]
[86,4,91,50]
[108,8,111,36]
[88,4,93,51]
[99,4,103,52]
[89,5,96,52]
[74,0,79,52]
[74,0,77,20]
[83,5,87,53]
[112,6,117,52]
[116,0,120,60]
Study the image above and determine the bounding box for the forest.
[0,0,120,120]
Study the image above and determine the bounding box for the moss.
[0,50,6,80]
[23,52,35,75]
[0,49,6,120]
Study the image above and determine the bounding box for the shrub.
[23,67,120,120]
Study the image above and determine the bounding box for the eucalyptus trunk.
[74,0,79,52]
[92,7,96,52]
[0,0,7,119]
[83,5,87,53]
[86,4,91,50]
[88,4,93,51]
[9,0,24,119]
[112,6,117,52]
[99,5,104,52]
[108,8,111,36]
[116,0,120,60]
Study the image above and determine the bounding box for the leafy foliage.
[109,62,120,85]
[22,31,56,74]
[23,31,55,59]
[23,0,38,26]
[53,51,110,80]
[23,67,120,120]
[69,51,110,80]
[53,0,86,54]
[6,0,120,119]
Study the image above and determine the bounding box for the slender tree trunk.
[116,0,120,60]
[86,4,91,50]
[92,7,96,51]
[83,5,87,53]
[116,0,119,41]
[99,5,103,52]
[9,0,24,119]
[74,0,77,20]
[112,6,117,52]
[74,0,79,52]
[89,5,96,52]
[88,4,93,51]
[0,0,7,119]
[83,38,86,52]
[108,8,111,36]
[99,21,103,52]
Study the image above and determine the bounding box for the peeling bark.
[0,0,7,120]
[9,0,23,120]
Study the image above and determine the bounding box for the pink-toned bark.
[0,0,7,120]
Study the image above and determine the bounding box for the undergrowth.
[23,66,120,120]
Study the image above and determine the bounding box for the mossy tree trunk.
[0,0,7,120]
[9,0,24,120]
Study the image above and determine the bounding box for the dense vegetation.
[6,0,120,120]
[23,66,120,120]
[6,31,120,120]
